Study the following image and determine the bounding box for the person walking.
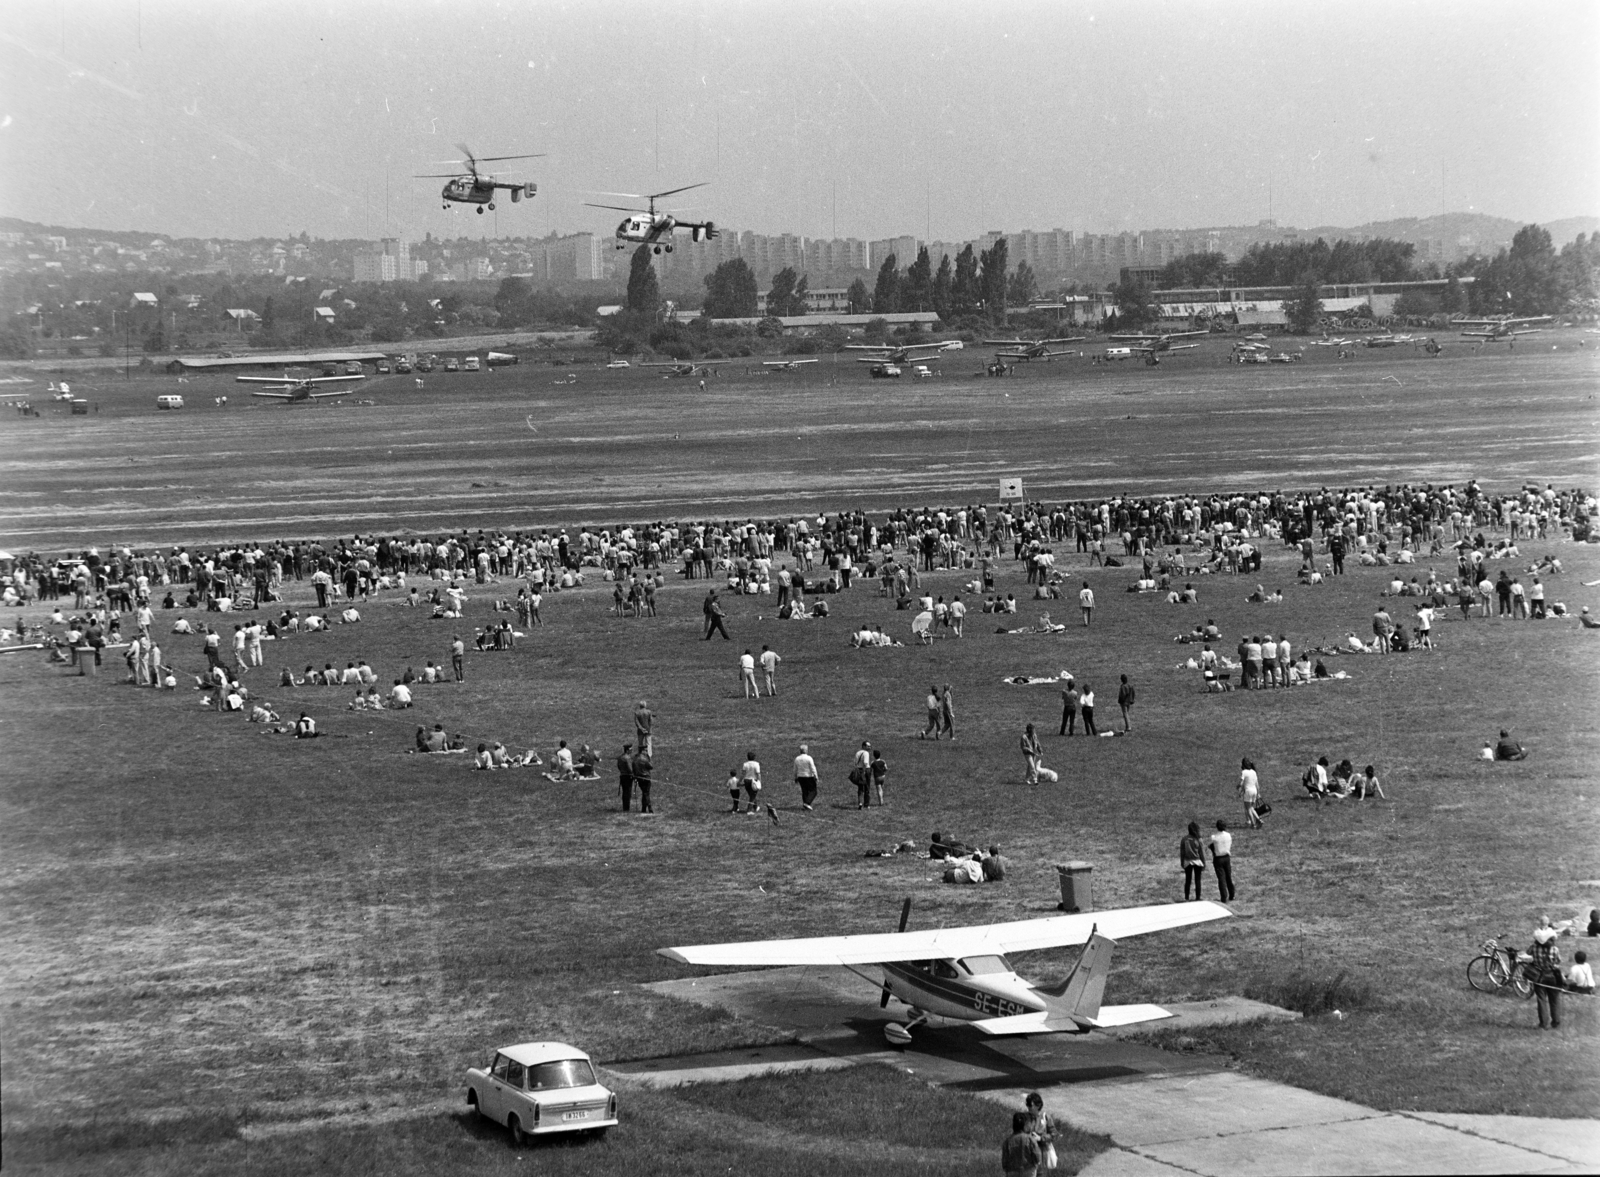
[633,700,654,756]
[739,649,759,699]
[616,744,635,812]
[1239,757,1262,828]
[1058,675,1079,736]
[738,750,762,816]
[1180,822,1207,900]
[870,746,889,806]
[939,684,956,741]
[1116,674,1135,732]
[760,644,781,696]
[1078,581,1094,626]
[851,741,873,808]
[920,685,942,740]
[1210,819,1236,902]
[1079,683,1097,736]
[1020,723,1057,784]
[793,743,819,810]
[703,589,730,640]
[450,634,465,682]
[631,745,654,813]
[1002,1110,1043,1177]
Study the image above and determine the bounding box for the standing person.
[793,743,819,810]
[1078,581,1094,626]
[739,750,763,816]
[1116,675,1135,732]
[1079,683,1097,736]
[616,743,635,812]
[1238,758,1262,828]
[921,685,942,740]
[1180,822,1207,900]
[1210,820,1236,902]
[631,745,654,814]
[1020,723,1057,784]
[703,589,730,640]
[760,644,781,696]
[634,700,654,756]
[727,766,744,814]
[1002,1111,1043,1177]
[1023,1092,1058,1173]
[870,745,889,806]
[939,684,956,741]
[1529,919,1565,1030]
[1059,676,1079,736]
[739,649,759,699]
[851,741,873,809]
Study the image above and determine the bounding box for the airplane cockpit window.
[959,955,1010,976]
[931,960,962,980]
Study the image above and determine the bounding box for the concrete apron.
[631,967,1599,1174]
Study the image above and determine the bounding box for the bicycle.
[1466,933,1534,998]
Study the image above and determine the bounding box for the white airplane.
[762,358,819,371]
[661,899,1230,1045]
[1455,315,1552,343]
[641,359,732,378]
[1108,330,1207,353]
[984,335,1086,362]
[845,342,951,372]
[236,374,365,401]
[1307,337,1353,347]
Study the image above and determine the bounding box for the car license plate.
[562,1110,590,1121]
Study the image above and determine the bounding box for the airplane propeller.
[880,897,913,1008]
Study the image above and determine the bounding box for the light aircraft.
[1108,330,1207,353]
[1308,336,1353,348]
[1364,333,1415,348]
[587,185,718,254]
[845,342,951,367]
[762,358,819,371]
[236,374,365,401]
[1455,315,1552,343]
[984,335,1086,362]
[661,899,1230,1044]
[642,359,731,378]
[417,144,540,214]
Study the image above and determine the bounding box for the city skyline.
[2,1,1595,245]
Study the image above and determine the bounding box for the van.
[463,356,481,371]
[156,394,185,410]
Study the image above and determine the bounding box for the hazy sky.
[2,0,1596,243]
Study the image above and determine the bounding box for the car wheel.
[589,1127,609,1141]
[508,1114,527,1146]
[467,1089,484,1118]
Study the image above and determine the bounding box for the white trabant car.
[605,359,631,369]
[466,1042,618,1144]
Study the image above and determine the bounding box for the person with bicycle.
[1529,918,1567,1030]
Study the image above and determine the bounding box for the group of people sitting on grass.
[929,832,1010,884]
[1301,757,1387,803]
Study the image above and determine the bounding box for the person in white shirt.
[759,645,781,696]
[793,744,818,810]
[1238,758,1262,828]
[739,752,763,814]
[1209,820,1236,901]
[389,680,412,708]
[1079,582,1095,626]
[1567,951,1594,994]
[739,649,759,699]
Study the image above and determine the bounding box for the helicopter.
[586,184,718,253]
[418,144,541,214]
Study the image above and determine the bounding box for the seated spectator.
[424,724,448,753]
[389,679,413,708]
[982,845,1009,881]
[280,667,300,687]
[415,727,430,753]
[474,742,495,769]
[171,617,194,634]
[929,830,975,859]
[1494,729,1528,761]
[294,713,318,738]
[249,703,279,724]
[1568,951,1594,994]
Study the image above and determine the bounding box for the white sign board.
[999,477,1024,502]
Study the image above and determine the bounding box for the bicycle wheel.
[1467,954,1498,993]
[1510,966,1534,999]
[1486,953,1512,988]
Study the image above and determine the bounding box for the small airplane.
[417,144,540,214]
[762,358,819,371]
[845,343,951,367]
[1307,336,1353,348]
[984,335,1086,362]
[642,359,731,378]
[236,374,365,401]
[1108,330,1207,352]
[1267,351,1303,364]
[587,185,718,254]
[1455,315,1552,343]
[661,899,1230,1044]
[1364,333,1416,349]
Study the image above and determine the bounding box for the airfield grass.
[2,343,1599,1170]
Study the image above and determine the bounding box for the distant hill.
[1297,212,1597,255]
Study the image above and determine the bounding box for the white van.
[463,355,482,371]
[156,394,185,410]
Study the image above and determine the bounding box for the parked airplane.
[1307,336,1353,347]
[661,900,1230,1044]
[984,335,1086,362]
[763,358,819,371]
[642,359,731,378]
[417,144,540,214]
[587,185,718,253]
[236,374,365,401]
[1456,315,1552,343]
[1108,330,1207,352]
[845,343,951,367]
[1364,333,1416,349]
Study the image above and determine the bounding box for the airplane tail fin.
[1035,930,1114,1021]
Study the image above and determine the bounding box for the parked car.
[375,360,391,374]
[344,361,364,375]
[444,357,460,372]
[605,359,631,369]
[466,1042,618,1145]
[463,355,481,371]
[395,357,413,374]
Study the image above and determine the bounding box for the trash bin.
[76,646,97,676]
[1056,861,1093,912]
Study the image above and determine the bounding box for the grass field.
[1,340,1597,1172]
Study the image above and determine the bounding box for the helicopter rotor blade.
[648,182,708,200]
[476,153,545,162]
[585,203,645,213]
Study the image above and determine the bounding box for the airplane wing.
[237,376,303,385]
[763,359,817,367]
[844,345,895,353]
[1166,330,1208,340]
[1042,337,1086,345]
[306,390,352,398]
[659,901,1230,967]
[1107,334,1156,343]
[1164,344,1199,353]
[983,339,1029,347]
[974,1003,1173,1036]
[644,359,730,368]
[249,390,294,399]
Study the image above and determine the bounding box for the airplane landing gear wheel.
[665,243,674,253]
[488,201,496,211]
[476,207,485,215]
[652,245,662,254]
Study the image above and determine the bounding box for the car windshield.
[527,1059,596,1090]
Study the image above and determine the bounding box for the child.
[727,767,743,814]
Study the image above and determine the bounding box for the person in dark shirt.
[616,744,635,812]
[1494,729,1528,761]
[1002,1111,1042,1177]
[631,747,654,814]
[982,845,1009,882]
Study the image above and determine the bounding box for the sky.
[2,0,1597,244]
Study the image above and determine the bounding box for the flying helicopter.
[586,185,718,253]
[417,145,541,214]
